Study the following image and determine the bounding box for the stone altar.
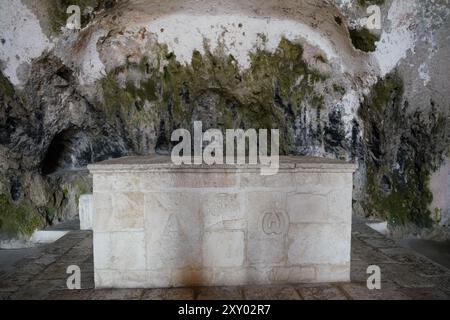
[88,156,357,288]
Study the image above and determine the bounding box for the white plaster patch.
[373,0,418,76]
[418,62,431,86]
[0,0,52,86]
[337,90,360,139]
[136,14,341,71]
[78,29,107,85]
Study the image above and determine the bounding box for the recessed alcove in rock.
[41,127,92,175]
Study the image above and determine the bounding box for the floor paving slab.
[0,219,449,300]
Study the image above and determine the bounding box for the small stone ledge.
[88,156,358,173]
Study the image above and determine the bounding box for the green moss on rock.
[45,206,58,221]
[99,38,327,154]
[360,74,448,227]
[73,179,91,206]
[358,0,386,6]
[314,54,328,64]
[0,71,15,99]
[333,84,346,96]
[0,194,43,238]
[349,28,379,52]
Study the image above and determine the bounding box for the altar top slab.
[88,156,358,173]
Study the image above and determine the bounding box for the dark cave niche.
[40,127,92,175]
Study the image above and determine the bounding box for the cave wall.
[0,0,449,239]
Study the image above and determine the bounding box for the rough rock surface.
[0,0,449,238]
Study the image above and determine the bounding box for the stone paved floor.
[1,218,450,300]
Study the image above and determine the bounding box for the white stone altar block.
[88,156,357,288]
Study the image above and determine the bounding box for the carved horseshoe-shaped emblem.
[262,211,288,235]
